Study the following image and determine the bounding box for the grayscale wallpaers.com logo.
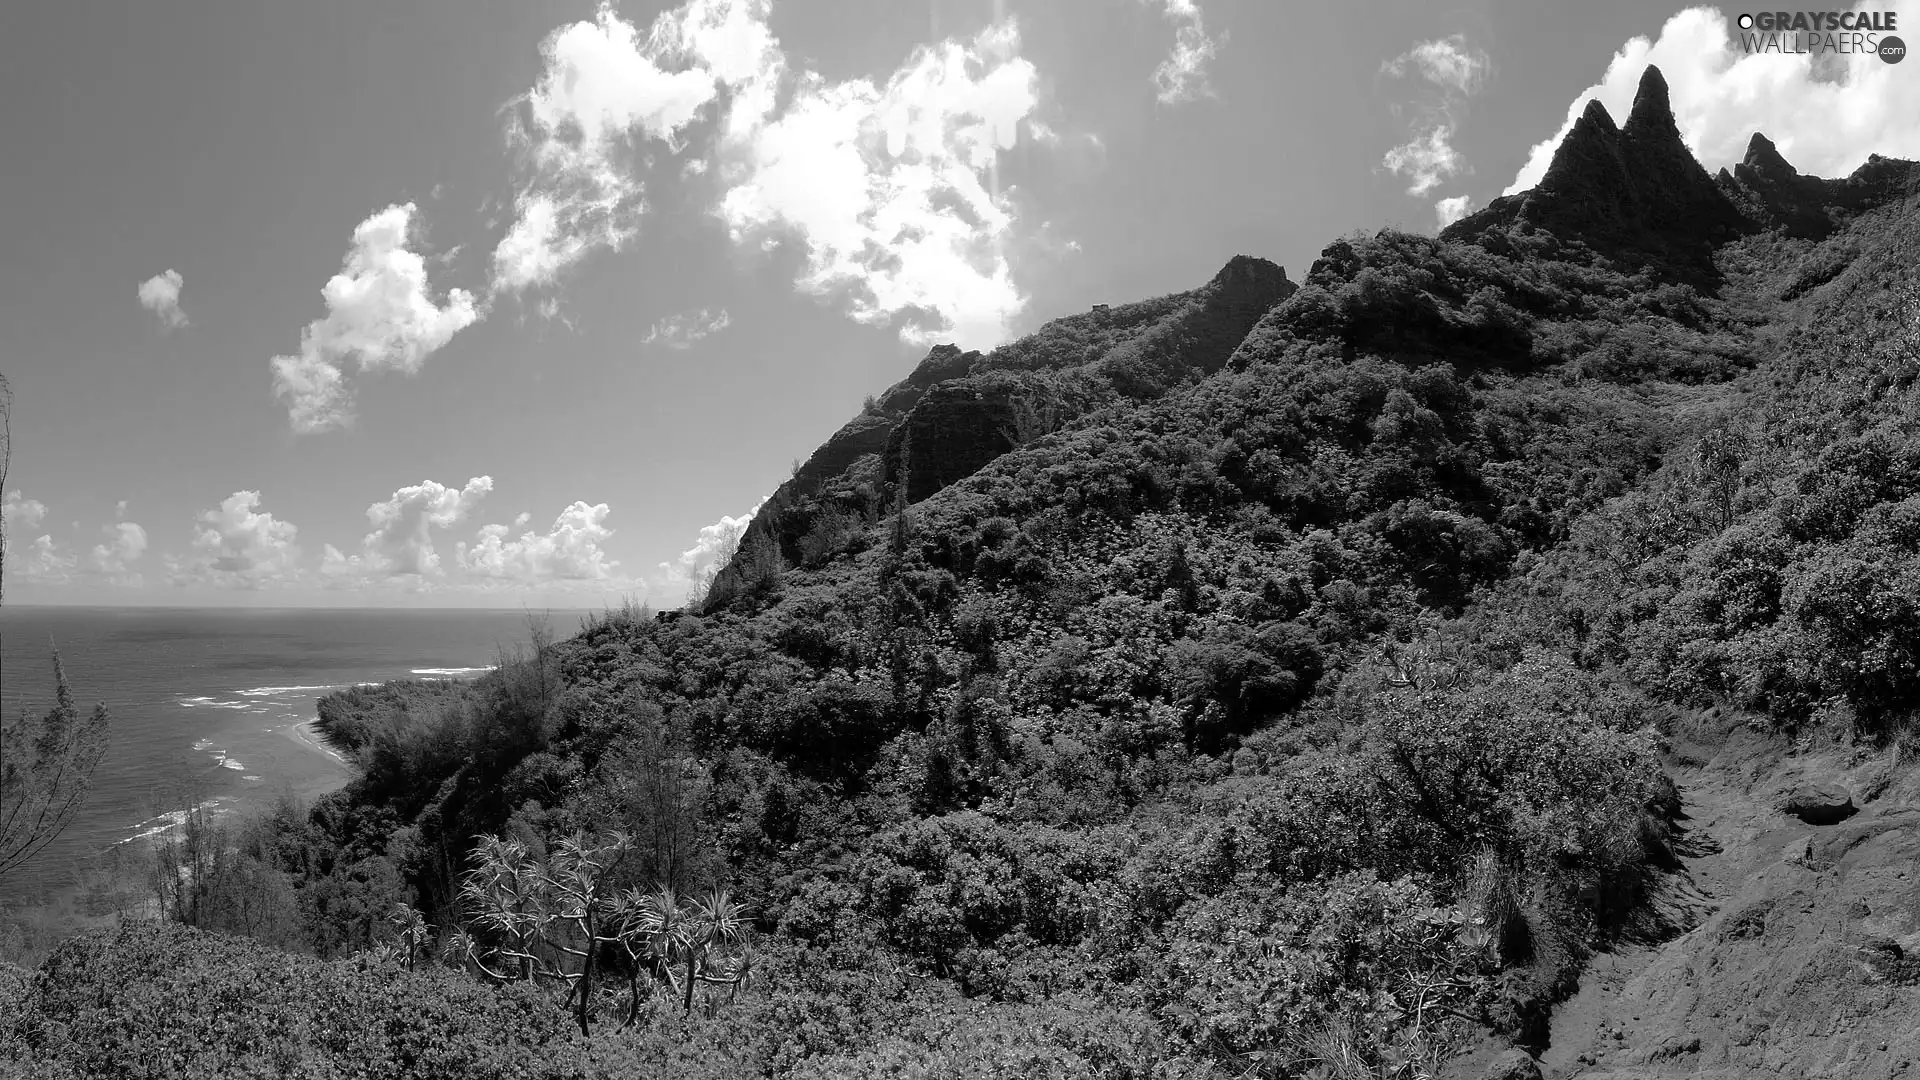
[1734,11,1905,61]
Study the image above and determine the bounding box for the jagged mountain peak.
[1446,64,1749,285]
[1742,131,1796,179]
[1622,63,1677,139]
[1211,253,1288,289]
[1580,96,1619,131]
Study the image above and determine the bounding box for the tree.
[0,652,112,884]
[448,831,756,1035]
[0,373,112,887]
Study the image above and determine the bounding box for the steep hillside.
[9,64,1920,1080]
[706,253,1296,606]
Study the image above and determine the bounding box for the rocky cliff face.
[1445,67,1752,285]
[706,255,1295,608]
[1440,64,1917,291]
[1717,132,1920,240]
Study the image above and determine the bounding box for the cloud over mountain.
[1506,6,1920,196]
[1380,34,1491,222]
[715,18,1044,348]
[656,496,765,600]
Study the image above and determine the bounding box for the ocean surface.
[0,606,591,904]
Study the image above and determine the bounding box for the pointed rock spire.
[1580,96,1619,134]
[1623,64,1678,138]
[1537,98,1624,196]
[1741,132,1796,180]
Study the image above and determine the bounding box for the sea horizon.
[0,605,596,904]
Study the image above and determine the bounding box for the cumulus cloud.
[1381,34,1491,202]
[643,307,731,349]
[270,204,480,433]
[336,476,494,580]
[1505,6,1920,196]
[491,2,727,295]
[138,269,189,331]
[1,491,73,587]
[457,501,620,582]
[89,521,148,585]
[655,496,765,597]
[717,19,1045,348]
[1384,35,1490,95]
[1383,128,1466,197]
[1435,194,1475,227]
[172,491,303,590]
[13,536,76,586]
[4,490,48,536]
[483,0,1058,347]
[1146,0,1223,105]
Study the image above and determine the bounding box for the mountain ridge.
[8,61,1920,1080]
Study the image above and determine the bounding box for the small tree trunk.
[576,913,595,1037]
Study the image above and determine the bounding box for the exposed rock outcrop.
[1443,64,1920,295]
[1444,66,1750,286]
[1777,781,1857,826]
[705,256,1294,609]
[1717,133,1920,240]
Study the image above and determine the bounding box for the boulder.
[1778,781,1857,825]
[1481,1049,1542,1080]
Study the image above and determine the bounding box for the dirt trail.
[1538,721,1920,1079]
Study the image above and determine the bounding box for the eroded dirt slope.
[1544,715,1920,1079]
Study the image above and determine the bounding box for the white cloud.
[172,491,303,590]
[1,492,73,587]
[485,0,1060,347]
[12,536,76,586]
[1383,34,1490,95]
[1383,127,1465,197]
[1506,5,1920,196]
[491,2,727,295]
[1381,34,1491,201]
[271,204,480,433]
[643,307,731,349]
[717,18,1044,348]
[656,496,764,593]
[89,521,147,585]
[458,501,620,582]
[138,269,189,331]
[4,490,47,535]
[1147,0,1223,105]
[1435,194,1474,227]
[342,476,494,579]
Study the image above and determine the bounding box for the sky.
[1,0,1915,609]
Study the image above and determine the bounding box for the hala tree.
[441,830,756,1036]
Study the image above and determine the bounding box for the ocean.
[0,605,590,904]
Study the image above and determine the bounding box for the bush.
[21,922,579,1080]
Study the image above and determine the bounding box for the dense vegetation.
[5,74,1919,1078]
